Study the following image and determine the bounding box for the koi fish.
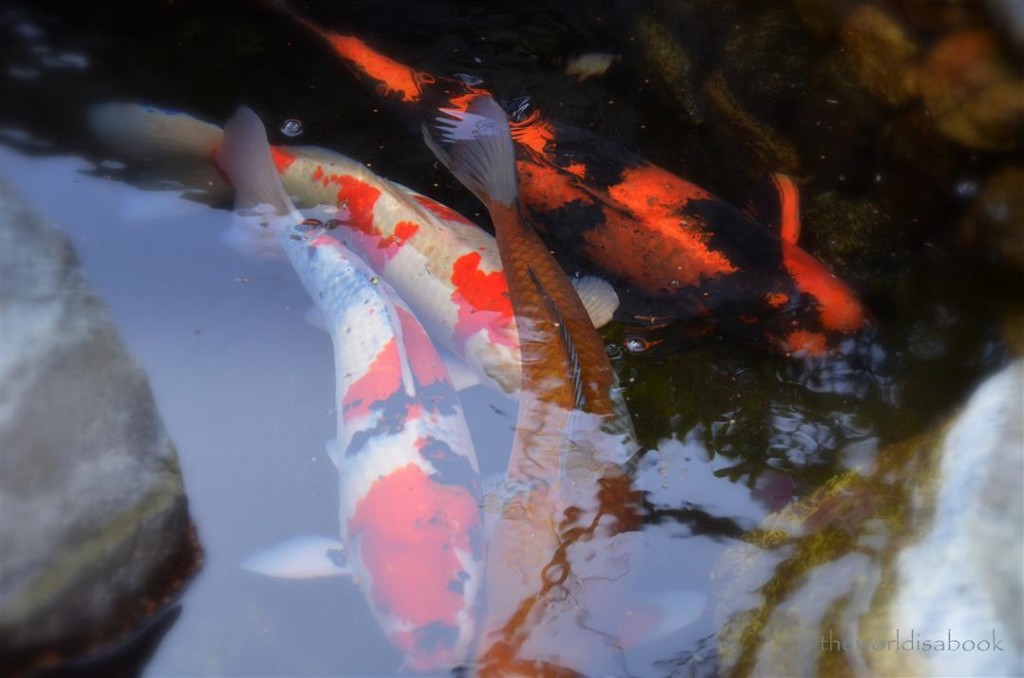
[425,93,704,675]
[218,105,483,671]
[89,104,620,394]
[265,0,867,357]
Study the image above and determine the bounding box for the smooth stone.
[713,359,1023,677]
[0,180,201,673]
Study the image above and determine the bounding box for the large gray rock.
[0,181,201,672]
[868,359,1023,677]
[713,359,1024,677]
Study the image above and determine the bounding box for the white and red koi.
[89,104,619,395]
[219,106,483,671]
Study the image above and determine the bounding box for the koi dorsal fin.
[527,266,586,410]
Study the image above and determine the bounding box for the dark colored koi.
[266,0,868,357]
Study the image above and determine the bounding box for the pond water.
[2,1,1019,676]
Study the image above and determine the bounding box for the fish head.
[347,462,484,670]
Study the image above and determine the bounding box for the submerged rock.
[840,5,920,107]
[713,359,1024,677]
[0,181,201,674]
[707,5,806,176]
[703,70,801,177]
[629,12,704,125]
[919,30,1024,152]
[893,0,986,33]
[960,165,1024,276]
[792,0,858,40]
[867,360,1023,677]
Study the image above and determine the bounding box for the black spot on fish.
[412,622,460,654]
[419,438,478,490]
[447,578,464,595]
[417,380,460,416]
[343,334,468,458]
[682,198,784,274]
[345,387,416,457]
[327,547,347,569]
[546,124,643,188]
[529,198,607,248]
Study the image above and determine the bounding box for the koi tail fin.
[421,94,518,207]
[218,106,304,259]
[87,103,230,202]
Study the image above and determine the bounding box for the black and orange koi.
[265,0,868,357]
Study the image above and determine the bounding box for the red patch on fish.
[397,307,448,386]
[323,34,429,103]
[450,252,516,348]
[270,146,297,174]
[349,463,479,625]
[509,111,556,155]
[765,291,789,308]
[783,329,828,356]
[312,174,391,268]
[781,242,864,332]
[515,160,580,212]
[378,219,419,253]
[342,338,401,419]
[308,174,419,270]
[331,176,381,234]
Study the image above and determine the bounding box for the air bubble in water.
[281,119,304,137]
[625,336,649,353]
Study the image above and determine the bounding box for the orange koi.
[425,93,702,676]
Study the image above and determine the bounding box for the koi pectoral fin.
[571,275,620,329]
[242,535,350,579]
[615,590,707,648]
